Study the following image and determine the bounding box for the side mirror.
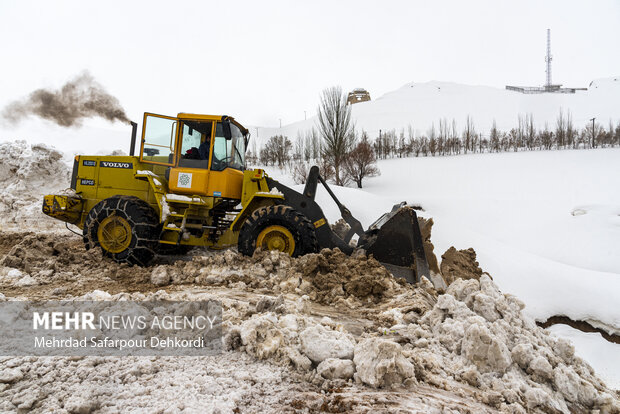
[223,120,232,140]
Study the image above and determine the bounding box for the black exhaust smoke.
[2,71,130,127]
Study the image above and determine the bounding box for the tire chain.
[83,195,159,266]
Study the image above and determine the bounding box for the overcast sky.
[1,0,618,130]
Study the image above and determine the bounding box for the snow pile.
[0,140,70,230]
[396,275,619,412]
[224,274,619,412]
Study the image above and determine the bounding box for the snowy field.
[268,148,620,388]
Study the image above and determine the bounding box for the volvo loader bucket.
[360,203,430,285]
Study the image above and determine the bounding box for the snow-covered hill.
[253,77,620,149]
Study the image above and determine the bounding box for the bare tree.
[509,128,519,152]
[263,135,292,167]
[500,131,510,152]
[489,120,500,153]
[291,159,310,184]
[555,108,566,149]
[566,110,576,149]
[308,127,320,160]
[437,118,448,156]
[419,135,429,156]
[428,123,437,156]
[407,124,417,156]
[463,115,475,154]
[343,139,380,188]
[302,131,312,161]
[517,114,525,149]
[398,128,407,157]
[390,129,398,158]
[525,113,536,150]
[293,132,304,161]
[317,156,335,183]
[450,118,459,155]
[539,124,553,150]
[317,86,354,185]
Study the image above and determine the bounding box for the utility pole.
[279,119,282,128]
[304,111,306,120]
[590,117,596,148]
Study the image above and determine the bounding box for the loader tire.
[83,195,159,266]
[238,205,318,257]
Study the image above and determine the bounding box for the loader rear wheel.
[256,225,296,255]
[83,195,159,266]
[238,205,318,257]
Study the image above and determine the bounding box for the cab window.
[179,120,213,169]
[211,122,245,171]
[142,114,177,165]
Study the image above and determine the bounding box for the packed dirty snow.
[0,141,70,230]
[1,230,618,413]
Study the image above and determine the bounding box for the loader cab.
[139,112,248,199]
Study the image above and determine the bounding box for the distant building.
[347,88,371,105]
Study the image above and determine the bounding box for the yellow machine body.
[42,112,280,250]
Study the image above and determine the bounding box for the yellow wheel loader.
[42,112,437,285]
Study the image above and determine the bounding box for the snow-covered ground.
[267,148,620,388]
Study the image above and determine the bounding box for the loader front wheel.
[238,205,318,257]
[83,195,159,265]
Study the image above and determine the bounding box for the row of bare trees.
[371,111,620,159]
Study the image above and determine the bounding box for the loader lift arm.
[266,165,432,285]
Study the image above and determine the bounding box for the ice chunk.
[299,324,354,363]
[353,338,415,388]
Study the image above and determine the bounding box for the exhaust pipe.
[129,121,137,156]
